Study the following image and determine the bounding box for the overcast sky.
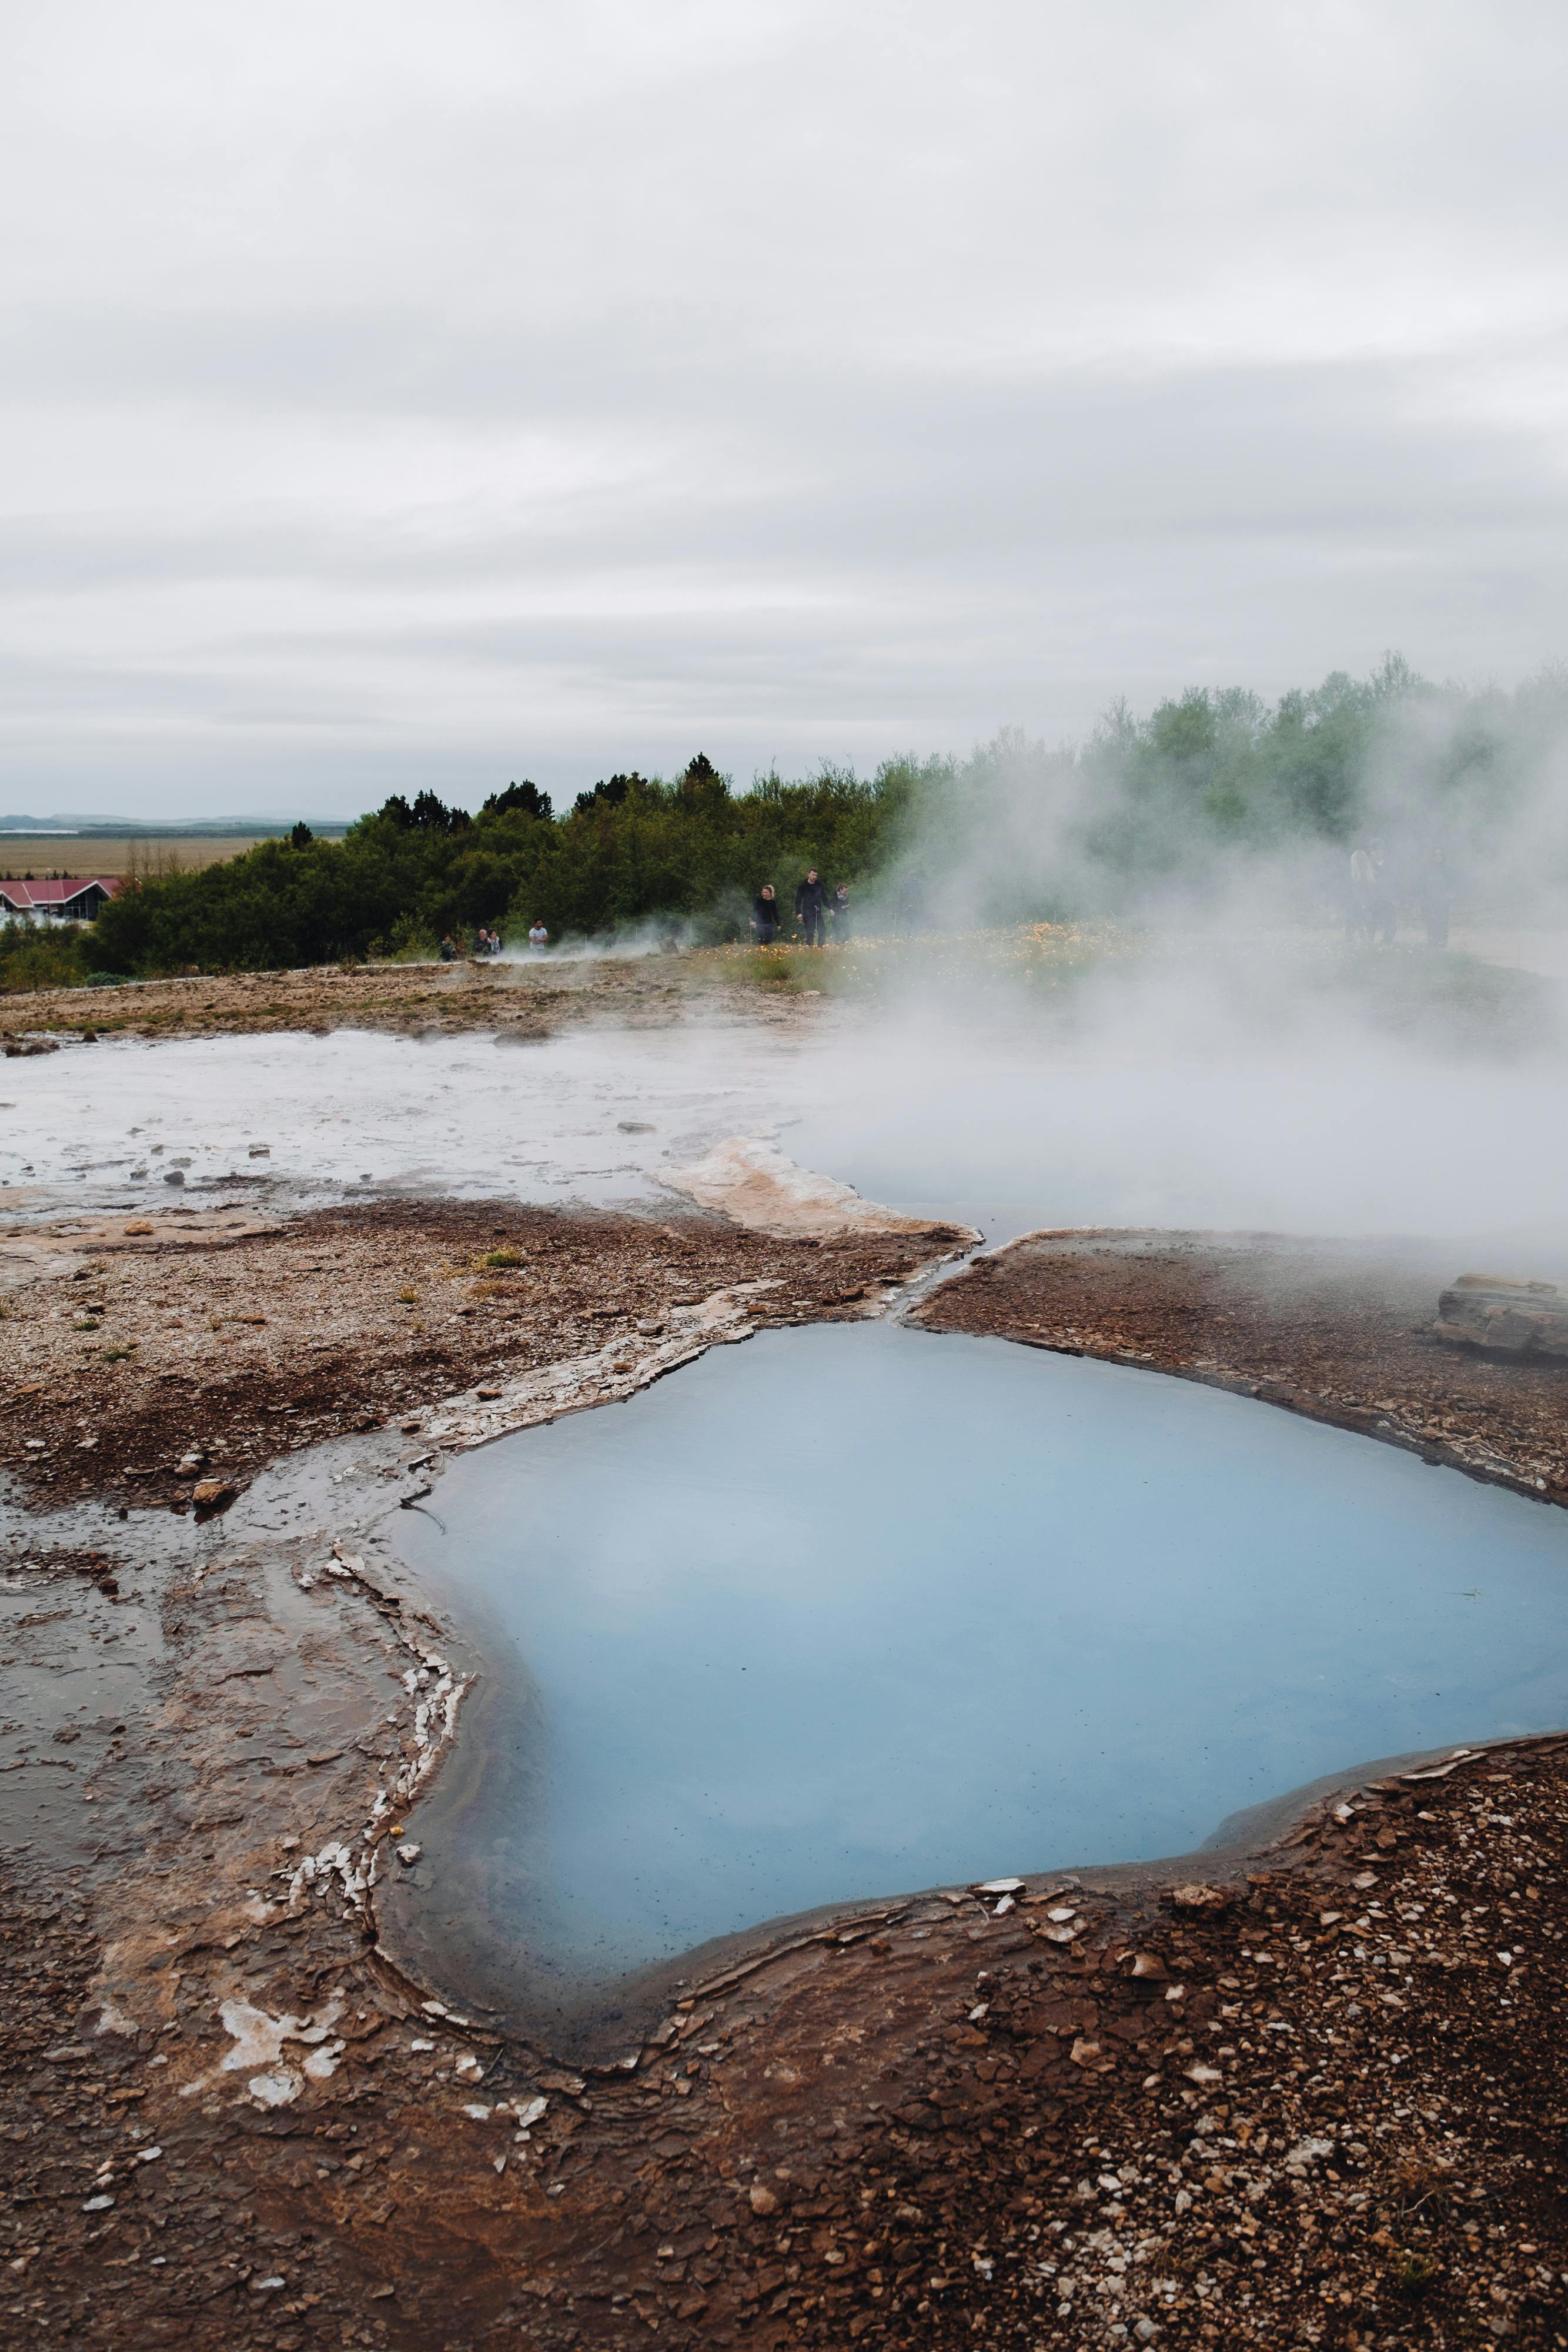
[4,0,1566,818]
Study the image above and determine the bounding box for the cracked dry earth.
[4,1214,1568,2349]
[921,1230,1568,1506]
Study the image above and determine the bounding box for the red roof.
[0,876,122,913]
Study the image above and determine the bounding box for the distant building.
[0,876,122,923]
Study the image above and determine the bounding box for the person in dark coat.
[794,868,828,947]
[1417,844,1453,950]
[830,883,850,940]
[752,884,780,945]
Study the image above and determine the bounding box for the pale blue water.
[396,1323,1568,1983]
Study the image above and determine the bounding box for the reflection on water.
[393,1323,1568,1986]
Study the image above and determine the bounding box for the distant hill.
[0,813,352,837]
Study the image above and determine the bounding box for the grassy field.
[699,921,1126,998]
[694,923,1560,1050]
[0,835,282,880]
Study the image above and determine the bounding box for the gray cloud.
[2,1,1566,816]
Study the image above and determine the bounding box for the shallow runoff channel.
[382,1317,1568,2046]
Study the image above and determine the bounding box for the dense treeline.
[0,921,96,994]
[49,659,1568,978]
[84,756,921,974]
[905,657,1568,921]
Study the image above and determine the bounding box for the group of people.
[752,869,852,947]
[1346,841,1454,950]
[434,874,871,960]
[437,925,506,961]
[437,923,539,961]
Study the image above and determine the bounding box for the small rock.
[395,1843,422,1866]
[162,1169,185,1187]
[192,1478,239,1510]
[1131,1950,1168,1979]
[748,2183,779,2216]
[1171,1883,1232,1913]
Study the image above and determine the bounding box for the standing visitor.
[438,934,459,962]
[1368,840,1397,945]
[752,884,780,944]
[1346,846,1375,944]
[794,868,828,947]
[1418,844,1453,950]
[897,873,930,936]
[830,883,851,940]
[528,919,550,953]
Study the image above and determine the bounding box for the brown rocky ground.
[5,1214,1568,2348]
[920,1228,1568,1506]
[0,1199,949,1516]
[0,954,801,1051]
[4,1525,1566,2352]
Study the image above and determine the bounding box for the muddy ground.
[919,1228,1568,1505]
[0,954,802,1051]
[0,1199,948,1515]
[4,1212,1568,2348]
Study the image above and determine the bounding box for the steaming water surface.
[14,1014,1568,1247]
[393,1322,1568,1991]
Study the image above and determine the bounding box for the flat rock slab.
[1436,1271,1568,1359]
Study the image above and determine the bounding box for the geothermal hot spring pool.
[391,1321,1568,2012]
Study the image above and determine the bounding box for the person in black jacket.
[752,884,780,945]
[794,868,828,947]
